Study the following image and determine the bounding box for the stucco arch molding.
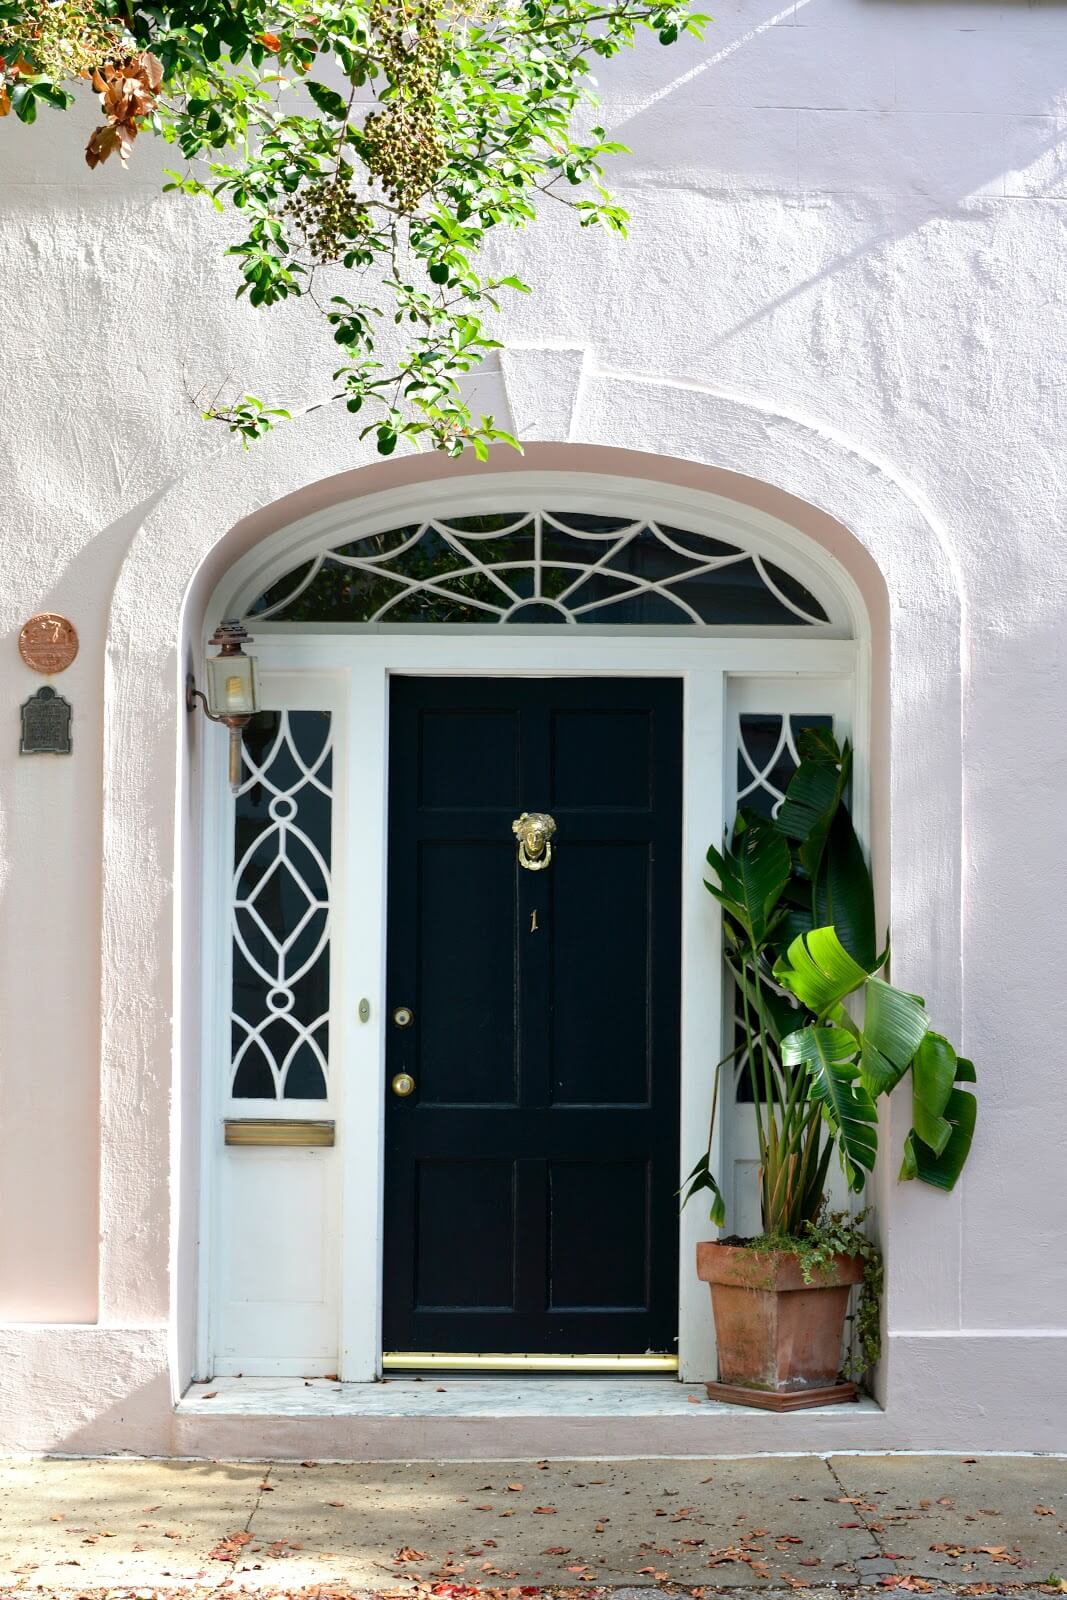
[100,370,963,1339]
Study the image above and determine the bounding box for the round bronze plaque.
[18,613,79,675]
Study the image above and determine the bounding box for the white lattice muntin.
[245,509,833,628]
[736,711,833,820]
[230,709,334,1101]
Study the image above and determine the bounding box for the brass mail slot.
[224,1118,335,1148]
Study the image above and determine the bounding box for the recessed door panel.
[549,843,651,1106]
[548,1159,650,1311]
[418,709,519,809]
[416,841,518,1105]
[414,1159,516,1310]
[384,676,681,1357]
[550,709,652,810]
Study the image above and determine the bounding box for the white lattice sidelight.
[736,711,834,820]
[245,510,835,628]
[230,710,334,1100]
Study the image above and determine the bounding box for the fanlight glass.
[246,511,832,628]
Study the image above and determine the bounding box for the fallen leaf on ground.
[208,1530,252,1562]
[506,1483,524,1492]
[532,1506,557,1514]
[1035,1506,1056,1516]
[395,1546,427,1562]
[542,1545,571,1555]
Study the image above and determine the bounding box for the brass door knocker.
[512,811,556,871]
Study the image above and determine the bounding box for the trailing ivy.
[0,0,707,453]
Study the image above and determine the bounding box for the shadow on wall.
[599,0,1067,348]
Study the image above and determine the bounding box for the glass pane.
[230,710,333,1101]
[244,512,835,629]
[734,711,832,1102]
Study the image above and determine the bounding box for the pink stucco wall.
[1,0,1065,1452]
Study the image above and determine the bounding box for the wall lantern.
[186,618,260,792]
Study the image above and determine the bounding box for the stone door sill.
[178,1374,882,1420]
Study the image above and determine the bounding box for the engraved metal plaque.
[18,613,79,675]
[20,686,72,755]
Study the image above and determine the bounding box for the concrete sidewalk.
[0,1455,1064,1596]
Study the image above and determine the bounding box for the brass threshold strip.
[381,1352,679,1373]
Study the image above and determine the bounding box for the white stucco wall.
[1,0,1065,1453]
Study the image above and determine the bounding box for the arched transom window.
[244,509,840,629]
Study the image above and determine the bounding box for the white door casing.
[197,476,869,1383]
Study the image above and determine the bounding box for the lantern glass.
[205,652,259,718]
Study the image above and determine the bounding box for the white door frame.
[197,630,863,1382]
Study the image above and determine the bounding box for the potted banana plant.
[684,730,977,1410]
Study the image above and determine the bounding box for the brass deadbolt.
[391,1072,416,1098]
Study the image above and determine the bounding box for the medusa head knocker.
[512,811,557,871]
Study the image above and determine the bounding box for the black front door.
[383,676,682,1357]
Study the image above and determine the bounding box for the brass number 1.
[530,910,539,933]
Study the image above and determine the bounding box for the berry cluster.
[0,0,120,83]
[361,0,448,211]
[284,176,371,262]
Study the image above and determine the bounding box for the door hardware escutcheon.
[392,1005,414,1028]
[358,998,371,1023]
[512,811,556,871]
[391,1072,416,1098]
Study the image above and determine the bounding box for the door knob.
[391,1072,416,1098]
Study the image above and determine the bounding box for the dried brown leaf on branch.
[85,52,162,168]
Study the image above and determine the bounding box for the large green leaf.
[705,815,790,948]
[909,1030,959,1155]
[781,1025,878,1191]
[814,804,877,969]
[860,978,930,1098]
[776,738,850,873]
[774,925,870,1016]
[900,1087,977,1190]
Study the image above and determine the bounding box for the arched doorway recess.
[197,471,871,1383]
[95,393,961,1427]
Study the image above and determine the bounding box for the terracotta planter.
[696,1241,864,1411]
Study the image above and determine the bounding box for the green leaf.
[680,1153,726,1227]
[859,978,929,1098]
[306,80,349,119]
[776,742,851,878]
[909,1030,958,1155]
[781,1026,878,1191]
[774,925,870,1016]
[10,82,36,124]
[901,1087,976,1191]
[796,726,841,763]
[705,814,790,948]
[814,803,877,969]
